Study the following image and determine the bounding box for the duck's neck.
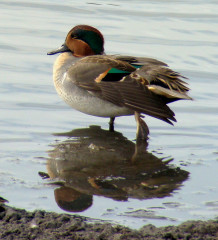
[53,52,77,86]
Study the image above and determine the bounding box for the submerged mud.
[0,205,217,240]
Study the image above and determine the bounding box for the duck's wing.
[66,55,191,124]
[66,55,135,92]
[113,55,191,95]
[113,55,168,67]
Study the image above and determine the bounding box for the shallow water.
[0,0,218,229]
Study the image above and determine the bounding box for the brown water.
[0,0,218,229]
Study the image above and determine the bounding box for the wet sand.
[0,204,217,240]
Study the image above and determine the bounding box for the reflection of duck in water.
[40,126,189,212]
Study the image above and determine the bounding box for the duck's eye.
[71,34,78,39]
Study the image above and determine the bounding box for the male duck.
[48,25,191,140]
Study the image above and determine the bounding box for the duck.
[47,25,191,140]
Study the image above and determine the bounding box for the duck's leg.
[109,117,115,132]
[135,112,149,141]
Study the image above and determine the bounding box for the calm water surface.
[0,0,218,229]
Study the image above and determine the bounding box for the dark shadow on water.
[40,126,189,213]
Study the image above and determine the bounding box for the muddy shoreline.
[0,204,217,240]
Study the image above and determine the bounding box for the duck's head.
[47,25,104,57]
